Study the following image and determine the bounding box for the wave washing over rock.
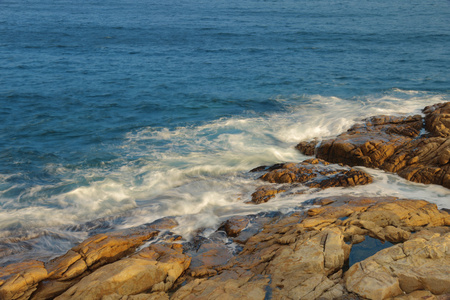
[1,102,449,300]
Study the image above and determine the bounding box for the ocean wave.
[0,90,449,264]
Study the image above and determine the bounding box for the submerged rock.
[297,102,450,189]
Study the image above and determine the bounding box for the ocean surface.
[1,0,449,265]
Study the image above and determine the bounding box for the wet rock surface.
[297,102,450,189]
[250,158,372,204]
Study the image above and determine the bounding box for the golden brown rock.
[172,227,349,300]
[344,232,450,299]
[170,196,448,299]
[2,196,448,300]
[250,186,286,204]
[394,290,450,300]
[46,225,160,281]
[102,292,169,300]
[0,260,48,300]
[296,102,450,189]
[295,139,318,156]
[0,220,169,300]
[55,244,190,300]
[424,102,450,137]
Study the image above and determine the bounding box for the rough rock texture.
[0,260,48,300]
[295,139,318,156]
[1,196,449,300]
[219,216,250,237]
[55,244,190,300]
[251,158,372,203]
[424,102,450,137]
[297,102,450,189]
[345,231,450,300]
[171,196,450,300]
[172,227,349,300]
[0,219,177,300]
[186,242,233,277]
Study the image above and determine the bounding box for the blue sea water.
[0,0,449,264]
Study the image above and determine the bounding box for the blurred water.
[0,0,449,264]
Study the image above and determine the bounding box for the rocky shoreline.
[1,103,449,300]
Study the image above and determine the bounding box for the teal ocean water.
[1,0,449,264]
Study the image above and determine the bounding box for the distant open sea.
[1,0,449,265]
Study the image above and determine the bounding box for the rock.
[171,196,449,299]
[295,139,318,156]
[230,214,277,244]
[55,244,190,300]
[45,226,160,280]
[171,270,269,300]
[250,186,286,204]
[102,292,169,300]
[250,159,372,204]
[0,260,48,300]
[316,115,422,168]
[424,102,450,137]
[145,217,179,231]
[296,102,450,189]
[394,290,450,299]
[2,196,448,300]
[187,242,233,277]
[344,232,450,299]
[220,216,250,237]
[0,220,170,300]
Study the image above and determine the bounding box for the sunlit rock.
[55,244,190,300]
[297,102,450,189]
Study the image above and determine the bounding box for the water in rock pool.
[0,0,449,265]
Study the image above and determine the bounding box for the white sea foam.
[1,90,449,264]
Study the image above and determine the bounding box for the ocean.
[1,0,449,265]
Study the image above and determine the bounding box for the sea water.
[0,0,449,265]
